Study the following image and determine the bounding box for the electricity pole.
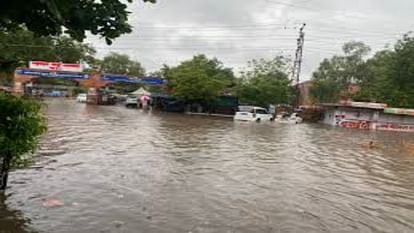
[292,23,306,108]
[292,23,306,85]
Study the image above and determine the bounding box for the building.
[296,80,313,107]
[321,101,414,133]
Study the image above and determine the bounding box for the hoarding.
[29,61,83,72]
[102,75,166,85]
[15,69,89,80]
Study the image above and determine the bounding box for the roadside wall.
[322,107,414,132]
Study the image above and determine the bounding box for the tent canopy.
[130,87,151,96]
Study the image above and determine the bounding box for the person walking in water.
[140,95,151,111]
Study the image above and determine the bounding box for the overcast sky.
[86,0,414,80]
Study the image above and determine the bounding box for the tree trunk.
[0,153,11,191]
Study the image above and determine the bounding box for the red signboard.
[29,61,83,72]
[339,119,371,130]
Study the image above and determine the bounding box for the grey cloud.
[86,0,414,80]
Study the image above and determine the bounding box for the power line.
[134,22,297,29]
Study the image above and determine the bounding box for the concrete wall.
[322,106,414,132]
[379,113,414,124]
[322,107,377,127]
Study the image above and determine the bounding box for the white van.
[234,106,274,122]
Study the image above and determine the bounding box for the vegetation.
[353,35,414,108]
[165,55,235,103]
[99,52,145,77]
[0,0,156,44]
[311,34,414,108]
[311,41,371,103]
[0,29,96,84]
[72,87,88,96]
[0,93,47,190]
[237,56,293,107]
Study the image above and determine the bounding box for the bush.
[0,93,47,190]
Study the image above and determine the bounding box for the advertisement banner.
[15,69,89,80]
[29,61,83,72]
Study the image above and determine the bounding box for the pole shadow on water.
[0,194,37,233]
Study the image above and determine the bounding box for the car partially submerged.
[234,106,274,122]
[275,112,303,124]
[125,95,138,108]
[76,93,87,103]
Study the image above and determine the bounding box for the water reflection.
[3,99,414,233]
[0,194,37,233]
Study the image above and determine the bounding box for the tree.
[0,93,47,190]
[166,55,235,102]
[0,0,156,44]
[351,50,394,103]
[311,41,371,103]
[0,29,96,84]
[353,34,414,108]
[237,56,293,107]
[100,52,145,76]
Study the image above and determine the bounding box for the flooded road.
[2,99,414,233]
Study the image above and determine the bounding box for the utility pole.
[292,23,306,107]
[292,23,306,85]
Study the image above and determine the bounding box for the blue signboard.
[15,69,166,85]
[15,69,89,80]
[102,74,166,85]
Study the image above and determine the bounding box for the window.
[255,109,268,114]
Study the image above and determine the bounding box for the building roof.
[320,101,387,110]
[384,108,414,117]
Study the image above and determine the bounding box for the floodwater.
[1,99,414,233]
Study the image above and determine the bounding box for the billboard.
[29,61,83,72]
[15,69,89,80]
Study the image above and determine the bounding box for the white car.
[76,93,87,103]
[275,112,303,124]
[234,107,274,122]
[125,95,138,108]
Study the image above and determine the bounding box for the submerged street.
[2,99,414,233]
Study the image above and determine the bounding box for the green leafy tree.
[311,41,371,103]
[0,0,156,44]
[0,29,96,84]
[237,56,293,107]
[353,34,414,108]
[0,93,47,190]
[351,50,393,103]
[166,55,235,102]
[53,36,96,64]
[100,52,145,76]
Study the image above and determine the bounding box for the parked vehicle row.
[234,106,303,124]
[76,94,303,124]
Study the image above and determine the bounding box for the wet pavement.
[1,98,414,233]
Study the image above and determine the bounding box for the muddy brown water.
[1,98,414,233]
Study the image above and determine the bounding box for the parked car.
[47,90,62,97]
[234,106,274,122]
[275,112,303,124]
[125,95,138,108]
[76,93,87,103]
